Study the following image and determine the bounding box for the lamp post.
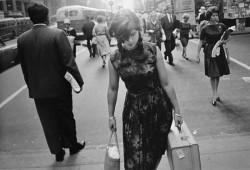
[109,0,114,12]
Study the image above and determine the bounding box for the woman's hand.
[109,117,117,132]
[174,113,183,130]
[161,34,166,41]
[196,54,200,64]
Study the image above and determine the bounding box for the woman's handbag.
[104,131,120,170]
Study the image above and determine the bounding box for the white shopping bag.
[64,72,81,93]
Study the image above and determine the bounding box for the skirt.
[122,87,173,170]
[96,35,110,56]
[204,44,230,77]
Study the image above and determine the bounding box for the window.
[69,10,78,16]
[59,11,68,18]
[16,1,22,11]
[0,1,4,11]
[6,0,13,11]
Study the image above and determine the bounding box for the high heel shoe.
[69,141,86,155]
[212,100,216,106]
[102,60,106,68]
[216,97,221,101]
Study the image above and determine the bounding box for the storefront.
[0,0,53,18]
[223,0,250,31]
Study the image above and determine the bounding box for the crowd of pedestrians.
[17,2,232,170]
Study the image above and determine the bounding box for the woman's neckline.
[122,42,139,51]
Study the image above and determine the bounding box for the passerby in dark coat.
[17,3,85,162]
[161,4,179,66]
[82,15,95,57]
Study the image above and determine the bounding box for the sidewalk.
[1,132,250,170]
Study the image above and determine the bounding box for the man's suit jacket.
[161,14,179,40]
[82,20,95,39]
[17,25,84,99]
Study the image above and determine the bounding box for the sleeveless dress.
[110,41,173,170]
[179,22,191,47]
[200,23,230,77]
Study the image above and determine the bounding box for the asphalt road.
[0,34,250,153]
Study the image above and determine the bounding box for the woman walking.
[196,6,230,106]
[179,13,192,59]
[107,9,183,170]
[146,10,166,50]
[93,15,111,67]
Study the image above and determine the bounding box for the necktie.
[170,15,172,23]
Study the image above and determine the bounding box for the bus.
[15,17,33,36]
[56,5,113,37]
[0,18,18,41]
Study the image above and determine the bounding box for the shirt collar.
[33,23,47,27]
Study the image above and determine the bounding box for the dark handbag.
[74,40,81,46]
[104,131,120,170]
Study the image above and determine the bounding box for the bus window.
[59,11,68,18]
[69,10,78,17]
[0,18,17,41]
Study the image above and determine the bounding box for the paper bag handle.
[108,131,120,155]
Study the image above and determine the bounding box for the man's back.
[82,20,95,38]
[18,25,83,98]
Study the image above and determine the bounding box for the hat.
[64,18,70,24]
[204,2,212,7]
[199,6,206,13]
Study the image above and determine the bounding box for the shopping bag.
[175,40,182,51]
[104,131,120,170]
[64,72,81,93]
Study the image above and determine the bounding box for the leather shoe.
[169,62,175,66]
[55,149,65,162]
[69,141,86,155]
[164,56,167,60]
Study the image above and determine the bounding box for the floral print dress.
[110,41,173,170]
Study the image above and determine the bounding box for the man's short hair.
[28,3,49,24]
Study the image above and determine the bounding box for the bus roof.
[0,18,16,22]
[56,5,110,12]
[15,17,30,20]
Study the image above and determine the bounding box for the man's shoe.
[69,141,86,155]
[169,62,175,66]
[164,56,167,60]
[55,149,65,162]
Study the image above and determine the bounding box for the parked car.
[0,40,18,73]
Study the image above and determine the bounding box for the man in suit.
[82,15,95,57]
[161,4,179,66]
[17,3,85,162]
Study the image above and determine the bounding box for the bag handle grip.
[108,131,120,155]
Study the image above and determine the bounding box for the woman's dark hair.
[27,3,49,24]
[109,9,141,43]
[109,9,143,53]
[206,6,219,20]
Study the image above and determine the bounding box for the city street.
[0,34,250,169]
